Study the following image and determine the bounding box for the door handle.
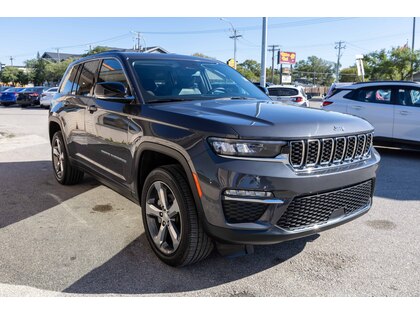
[88,105,98,113]
[399,110,409,115]
[351,105,363,110]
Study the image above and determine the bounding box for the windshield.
[131,59,270,104]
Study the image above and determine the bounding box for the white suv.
[323,81,420,146]
[267,85,311,107]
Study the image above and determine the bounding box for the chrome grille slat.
[333,137,346,162]
[306,139,321,167]
[289,133,373,170]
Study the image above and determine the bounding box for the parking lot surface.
[0,105,419,296]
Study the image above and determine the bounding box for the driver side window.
[97,59,131,95]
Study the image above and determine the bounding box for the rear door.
[57,63,86,157]
[392,86,420,142]
[346,86,394,138]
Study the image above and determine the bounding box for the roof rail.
[353,80,419,84]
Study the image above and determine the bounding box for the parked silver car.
[267,85,311,107]
[40,87,58,109]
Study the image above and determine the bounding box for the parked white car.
[267,85,311,107]
[40,87,58,109]
[323,81,420,146]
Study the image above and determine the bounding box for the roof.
[74,51,221,64]
[337,81,420,90]
[42,52,82,60]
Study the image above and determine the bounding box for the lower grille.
[277,180,373,230]
[223,200,268,224]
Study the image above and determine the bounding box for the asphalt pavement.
[0,105,419,296]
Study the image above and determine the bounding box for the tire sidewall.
[141,168,193,266]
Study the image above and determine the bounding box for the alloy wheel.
[145,181,182,255]
[52,138,65,179]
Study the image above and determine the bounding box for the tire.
[141,164,213,267]
[51,131,84,185]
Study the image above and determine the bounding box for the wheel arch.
[134,141,205,221]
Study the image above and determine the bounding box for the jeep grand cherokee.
[48,52,380,266]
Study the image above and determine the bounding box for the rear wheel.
[51,131,84,185]
[141,165,213,266]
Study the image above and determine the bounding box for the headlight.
[208,137,286,158]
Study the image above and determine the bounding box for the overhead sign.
[282,75,292,84]
[278,51,296,64]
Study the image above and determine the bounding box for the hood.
[153,99,374,139]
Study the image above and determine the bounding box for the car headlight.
[208,137,286,158]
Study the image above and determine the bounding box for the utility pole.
[268,45,280,83]
[219,18,242,69]
[10,56,13,66]
[335,41,346,82]
[260,18,268,87]
[411,17,416,81]
[132,31,142,52]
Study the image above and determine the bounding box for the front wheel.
[141,165,213,266]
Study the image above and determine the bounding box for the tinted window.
[76,60,100,96]
[396,88,420,107]
[268,88,298,96]
[60,65,79,94]
[353,87,392,104]
[97,59,129,92]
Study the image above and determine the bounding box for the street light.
[219,18,242,69]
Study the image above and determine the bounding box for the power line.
[140,17,354,35]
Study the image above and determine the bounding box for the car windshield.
[268,87,299,96]
[48,88,58,92]
[131,59,270,104]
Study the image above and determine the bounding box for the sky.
[0,17,417,69]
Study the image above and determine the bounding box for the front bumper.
[193,146,380,245]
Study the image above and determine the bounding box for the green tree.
[16,69,29,85]
[237,59,261,82]
[192,53,216,60]
[293,56,335,86]
[25,58,47,86]
[45,59,73,84]
[364,47,420,80]
[0,67,19,84]
[83,46,112,56]
[339,66,360,82]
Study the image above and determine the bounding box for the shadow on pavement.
[0,160,99,228]
[63,233,319,295]
[373,147,420,201]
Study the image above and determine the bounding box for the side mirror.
[94,82,134,103]
[307,95,312,100]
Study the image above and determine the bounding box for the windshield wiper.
[147,98,192,104]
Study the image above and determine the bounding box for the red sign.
[278,51,296,64]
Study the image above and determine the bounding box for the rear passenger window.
[97,59,130,94]
[268,88,298,96]
[75,60,100,96]
[353,87,392,104]
[60,65,79,94]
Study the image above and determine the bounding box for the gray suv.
[48,52,380,266]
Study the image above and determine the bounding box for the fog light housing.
[224,189,273,198]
